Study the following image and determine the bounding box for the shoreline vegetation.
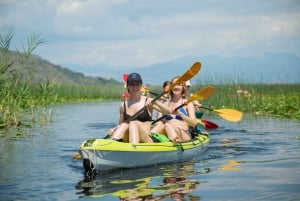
[1,30,299,139]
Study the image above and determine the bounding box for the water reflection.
[219,160,242,171]
[76,162,210,200]
[1,101,300,201]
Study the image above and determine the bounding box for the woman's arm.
[176,102,197,127]
[118,102,125,124]
[152,100,171,115]
[107,102,125,136]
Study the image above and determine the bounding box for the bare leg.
[111,123,129,141]
[129,121,140,144]
[129,121,152,143]
[151,121,166,134]
[178,129,192,142]
[138,121,152,143]
[164,122,179,142]
[165,122,191,142]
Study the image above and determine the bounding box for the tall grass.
[192,83,300,119]
[0,27,125,135]
[0,29,58,132]
[1,29,299,140]
[0,29,124,129]
[54,84,123,102]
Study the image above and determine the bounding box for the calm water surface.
[0,101,299,201]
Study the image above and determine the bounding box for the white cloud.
[1,0,300,70]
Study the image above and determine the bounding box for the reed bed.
[1,29,299,140]
[0,29,123,135]
[54,84,124,102]
[193,83,300,119]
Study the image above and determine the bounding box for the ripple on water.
[1,104,299,201]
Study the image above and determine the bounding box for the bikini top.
[165,100,188,121]
[124,98,152,122]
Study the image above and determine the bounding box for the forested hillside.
[0,48,120,86]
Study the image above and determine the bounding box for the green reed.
[1,28,299,140]
[194,83,300,119]
[54,84,124,103]
[0,26,123,132]
[0,28,50,131]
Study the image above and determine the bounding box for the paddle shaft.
[125,90,167,123]
[201,106,214,112]
[125,62,201,123]
[152,102,186,124]
[152,86,215,124]
[147,90,159,96]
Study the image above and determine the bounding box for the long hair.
[169,76,187,98]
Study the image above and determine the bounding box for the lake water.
[0,101,299,201]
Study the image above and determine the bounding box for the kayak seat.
[150,133,170,142]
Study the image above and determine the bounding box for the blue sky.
[1,0,300,73]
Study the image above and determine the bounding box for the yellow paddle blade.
[129,62,201,122]
[189,86,215,102]
[72,153,81,159]
[171,61,201,87]
[140,86,149,93]
[213,109,243,122]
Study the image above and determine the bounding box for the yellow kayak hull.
[78,132,210,173]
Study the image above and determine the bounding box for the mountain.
[69,53,300,86]
[2,48,298,87]
[130,53,300,85]
[0,49,120,86]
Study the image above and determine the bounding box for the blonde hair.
[169,76,187,98]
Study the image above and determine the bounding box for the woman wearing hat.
[110,73,170,144]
